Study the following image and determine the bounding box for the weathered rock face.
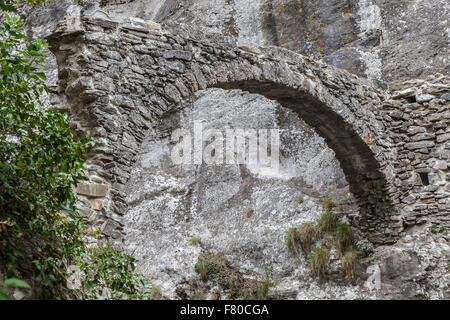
[100,0,450,81]
[43,10,450,300]
[22,0,449,81]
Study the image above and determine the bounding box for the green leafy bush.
[189,237,200,246]
[0,5,150,299]
[76,245,151,299]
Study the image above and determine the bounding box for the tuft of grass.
[194,253,228,282]
[336,223,354,255]
[298,222,318,253]
[194,253,274,300]
[321,199,336,211]
[189,237,200,246]
[317,211,338,234]
[246,208,254,218]
[286,227,301,255]
[341,250,358,279]
[309,246,330,278]
[296,196,304,205]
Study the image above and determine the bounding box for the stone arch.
[172,47,396,238]
[47,12,398,243]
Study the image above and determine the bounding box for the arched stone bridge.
[46,10,450,245]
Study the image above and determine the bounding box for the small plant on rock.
[76,0,93,7]
[356,239,374,256]
[194,253,228,282]
[286,227,301,255]
[298,222,318,253]
[189,237,200,246]
[321,199,336,211]
[317,211,338,234]
[336,223,354,255]
[309,246,330,278]
[296,196,304,205]
[246,208,254,218]
[341,250,358,279]
[149,287,167,300]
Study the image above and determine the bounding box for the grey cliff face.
[21,0,449,81]
[14,0,450,300]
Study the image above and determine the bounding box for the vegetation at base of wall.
[0,3,151,299]
[336,223,354,255]
[285,197,365,279]
[317,211,338,234]
[194,253,275,300]
[309,246,330,278]
[341,250,357,279]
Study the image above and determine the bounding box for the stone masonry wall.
[45,9,449,249]
[381,76,450,230]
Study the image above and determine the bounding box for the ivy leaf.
[0,290,12,300]
[4,278,31,289]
